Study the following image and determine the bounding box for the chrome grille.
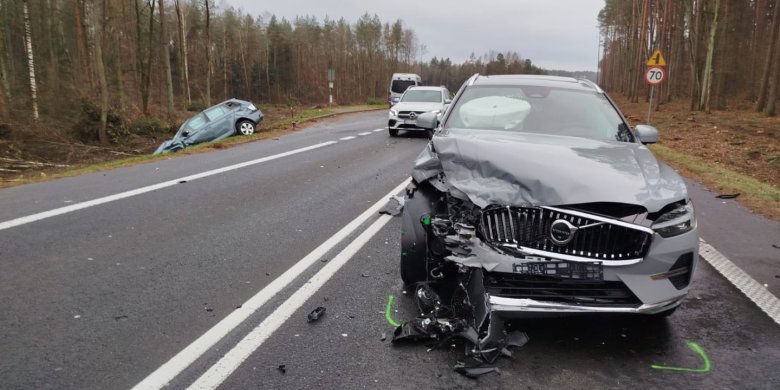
[480,206,652,262]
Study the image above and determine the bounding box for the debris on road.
[453,363,500,379]
[277,364,287,374]
[391,278,529,379]
[715,193,740,199]
[307,306,326,322]
[378,195,405,216]
[380,332,387,341]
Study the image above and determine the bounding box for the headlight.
[389,109,398,117]
[652,200,696,237]
[247,103,257,111]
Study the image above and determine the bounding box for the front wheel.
[388,128,399,137]
[236,120,255,136]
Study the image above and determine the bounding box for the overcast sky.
[223,0,604,72]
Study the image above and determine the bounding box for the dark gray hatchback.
[154,99,263,154]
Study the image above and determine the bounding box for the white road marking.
[358,131,372,136]
[189,213,395,389]
[131,178,411,390]
[0,141,337,232]
[373,128,385,132]
[699,239,780,325]
[339,136,356,140]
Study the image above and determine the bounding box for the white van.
[388,73,422,106]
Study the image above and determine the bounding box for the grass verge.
[650,144,780,220]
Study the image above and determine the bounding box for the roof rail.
[577,78,604,93]
[467,73,480,86]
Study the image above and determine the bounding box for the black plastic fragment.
[277,364,286,374]
[379,195,405,216]
[716,193,740,199]
[307,306,326,322]
[415,283,442,314]
[453,363,500,379]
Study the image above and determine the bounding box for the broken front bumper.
[446,227,699,315]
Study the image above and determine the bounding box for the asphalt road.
[1,111,778,389]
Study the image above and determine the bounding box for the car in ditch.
[154,99,263,154]
[401,74,698,321]
[388,86,452,138]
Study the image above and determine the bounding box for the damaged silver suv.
[401,74,698,318]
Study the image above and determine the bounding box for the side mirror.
[444,99,452,104]
[634,124,658,144]
[416,112,439,130]
[182,130,191,138]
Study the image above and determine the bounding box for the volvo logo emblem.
[409,112,417,119]
[550,219,578,245]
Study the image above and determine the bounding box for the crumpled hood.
[392,102,443,113]
[412,130,687,213]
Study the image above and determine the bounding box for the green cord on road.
[385,294,401,327]
[651,341,711,372]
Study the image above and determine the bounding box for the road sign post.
[644,50,667,124]
[327,68,335,106]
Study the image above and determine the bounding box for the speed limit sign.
[645,67,665,85]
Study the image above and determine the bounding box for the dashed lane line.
[339,136,357,140]
[0,141,338,232]
[699,239,780,326]
[358,131,372,136]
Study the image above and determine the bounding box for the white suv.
[388,86,451,138]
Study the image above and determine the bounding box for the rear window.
[391,80,417,94]
[401,90,442,103]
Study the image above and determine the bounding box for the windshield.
[444,85,634,142]
[401,90,442,103]
[391,79,417,94]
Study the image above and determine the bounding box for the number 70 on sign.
[645,66,665,85]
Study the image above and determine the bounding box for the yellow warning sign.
[646,49,667,66]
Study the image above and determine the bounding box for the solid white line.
[131,177,411,390]
[358,131,372,136]
[373,128,385,132]
[189,214,394,389]
[699,239,780,326]
[339,136,356,140]
[0,141,337,232]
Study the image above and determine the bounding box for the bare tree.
[160,0,174,117]
[95,0,110,144]
[174,0,190,107]
[22,0,39,120]
[205,0,211,106]
[756,0,780,112]
[700,0,721,113]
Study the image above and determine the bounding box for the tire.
[400,183,437,287]
[236,120,255,136]
[389,128,399,137]
[426,129,434,139]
